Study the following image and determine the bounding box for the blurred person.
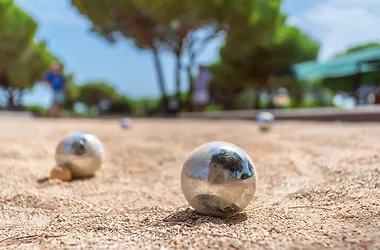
[193,65,214,112]
[44,62,66,117]
[274,88,290,108]
[355,86,376,106]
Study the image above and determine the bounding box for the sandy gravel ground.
[0,117,379,249]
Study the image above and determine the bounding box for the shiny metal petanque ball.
[256,111,275,132]
[55,131,105,178]
[181,141,257,217]
[120,117,132,128]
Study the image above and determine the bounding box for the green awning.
[293,47,380,80]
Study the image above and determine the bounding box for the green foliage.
[76,81,133,115]
[7,41,55,90]
[205,104,223,112]
[71,0,174,103]
[71,110,93,117]
[69,0,328,111]
[71,1,151,48]
[71,0,249,50]
[272,25,319,70]
[286,96,334,108]
[167,92,187,103]
[63,74,81,110]
[26,105,45,115]
[105,94,133,114]
[215,17,319,89]
[211,4,320,108]
[78,82,119,107]
[129,98,159,116]
[0,1,38,71]
[232,89,256,110]
[0,1,57,108]
[70,0,271,109]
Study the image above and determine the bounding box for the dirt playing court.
[0,117,379,249]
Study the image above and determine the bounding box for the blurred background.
[1,0,380,117]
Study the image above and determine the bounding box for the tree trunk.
[185,65,195,111]
[152,49,168,112]
[224,92,238,110]
[16,89,25,106]
[7,89,15,109]
[267,88,276,109]
[253,88,261,109]
[293,90,303,107]
[353,71,361,106]
[223,98,235,110]
[174,53,181,108]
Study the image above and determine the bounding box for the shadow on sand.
[161,207,248,226]
[36,175,95,184]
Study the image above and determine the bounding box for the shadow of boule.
[162,207,248,226]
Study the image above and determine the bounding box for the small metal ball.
[256,111,275,132]
[55,131,105,178]
[181,141,257,217]
[120,117,132,128]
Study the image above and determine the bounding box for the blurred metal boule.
[120,117,132,128]
[181,141,257,217]
[256,111,275,132]
[55,131,105,178]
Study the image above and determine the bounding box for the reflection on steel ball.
[181,141,257,217]
[120,117,132,128]
[256,111,275,132]
[55,131,105,178]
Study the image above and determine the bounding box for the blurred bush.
[26,105,45,116]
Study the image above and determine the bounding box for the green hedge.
[26,105,45,114]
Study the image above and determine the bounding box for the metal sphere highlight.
[256,111,275,131]
[120,117,132,128]
[181,141,257,217]
[55,131,105,178]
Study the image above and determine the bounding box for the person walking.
[44,62,66,117]
[192,65,214,112]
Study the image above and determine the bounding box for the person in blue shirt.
[44,62,66,116]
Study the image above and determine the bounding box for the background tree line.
[0,0,134,115]
[2,0,380,116]
[0,0,55,109]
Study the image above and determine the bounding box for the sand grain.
[0,118,379,249]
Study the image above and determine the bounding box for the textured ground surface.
[0,117,379,249]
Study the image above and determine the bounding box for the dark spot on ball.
[240,172,250,179]
[210,149,244,172]
[193,194,241,216]
[72,140,87,155]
